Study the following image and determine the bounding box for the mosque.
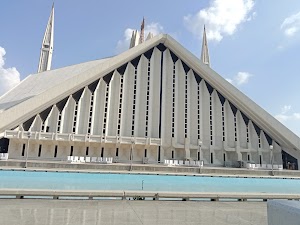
[0,5,299,169]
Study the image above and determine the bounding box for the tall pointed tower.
[139,17,145,44]
[201,25,210,67]
[37,4,54,73]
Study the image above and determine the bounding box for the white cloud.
[116,22,164,53]
[116,28,135,53]
[0,47,21,97]
[275,105,300,122]
[183,0,255,41]
[226,72,253,86]
[281,105,291,114]
[293,113,300,119]
[226,78,233,84]
[281,11,300,37]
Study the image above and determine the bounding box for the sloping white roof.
[0,34,299,153]
[0,58,111,112]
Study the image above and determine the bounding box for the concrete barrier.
[0,189,299,201]
[268,200,300,225]
[0,159,299,177]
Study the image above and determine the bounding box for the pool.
[1,170,300,194]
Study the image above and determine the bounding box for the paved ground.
[0,199,267,225]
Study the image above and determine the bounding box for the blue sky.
[0,0,300,137]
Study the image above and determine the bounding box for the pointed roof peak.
[201,25,210,67]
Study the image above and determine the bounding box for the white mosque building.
[0,6,299,169]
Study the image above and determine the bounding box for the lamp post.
[25,132,31,168]
[130,138,134,171]
[270,145,274,176]
[198,140,202,174]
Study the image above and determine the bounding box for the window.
[144,149,147,158]
[54,145,58,158]
[22,144,26,156]
[101,147,104,157]
[70,146,73,156]
[116,148,119,157]
[259,155,262,165]
[86,147,89,156]
[210,152,213,164]
[172,150,174,159]
[38,145,42,157]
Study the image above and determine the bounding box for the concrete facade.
[0,34,299,168]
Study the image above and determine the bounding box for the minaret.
[146,32,154,41]
[37,4,54,73]
[129,30,140,48]
[139,17,145,44]
[201,25,210,67]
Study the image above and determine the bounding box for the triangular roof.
[0,57,110,112]
[0,34,299,153]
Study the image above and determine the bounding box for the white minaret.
[129,30,140,48]
[201,25,210,67]
[37,4,54,73]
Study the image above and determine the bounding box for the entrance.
[282,150,298,170]
[0,138,9,153]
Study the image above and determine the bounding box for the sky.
[0,0,300,137]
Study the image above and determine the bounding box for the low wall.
[1,189,300,201]
[1,160,300,178]
[268,200,300,225]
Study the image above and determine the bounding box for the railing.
[0,153,8,160]
[245,163,283,170]
[164,159,204,167]
[4,130,161,146]
[67,156,113,164]
[0,189,299,201]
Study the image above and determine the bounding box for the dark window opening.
[210,153,213,164]
[22,144,26,156]
[144,149,147,158]
[38,145,42,157]
[86,147,89,156]
[101,148,104,157]
[54,145,58,158]
[172,150,174,159]
[259,155,262,165]
[116,148,119,157]
[70,146,73,156]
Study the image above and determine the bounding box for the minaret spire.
[139,17,145,44]
[201,25,210,67]
[129,30,140,49]
[37,4,54,73]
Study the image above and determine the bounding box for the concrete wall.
[268,200,300,225]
